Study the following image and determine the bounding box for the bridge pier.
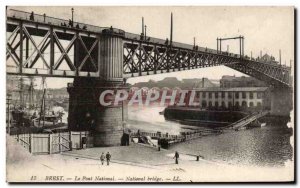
[270,87,293,117]
[68,29,127,146]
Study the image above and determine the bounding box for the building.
[131,77,217,89]
[193,87,270,111]
[220,75,266,88]
[258,53,279,65]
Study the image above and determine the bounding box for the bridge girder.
[123,41,239,77]
[6,10,292,88]
[6,18,100,78]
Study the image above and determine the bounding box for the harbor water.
[127,106,293,167]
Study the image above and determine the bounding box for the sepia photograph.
[5,5,295,183]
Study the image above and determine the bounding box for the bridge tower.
[67,29,128,146]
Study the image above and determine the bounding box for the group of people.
[100,152,111,166]
[60,20,87,30]
[28,11,88,30]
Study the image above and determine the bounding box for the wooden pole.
[59,132,61,153]
[30,134,33,153]
[217,38,219,54]
[69,131,72,151]
[49,133,52,154]
[170,12,173,46]
[239,36,241,58]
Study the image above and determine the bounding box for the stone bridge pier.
[269,87,293,117]
[67,29,128,146]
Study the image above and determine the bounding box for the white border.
[0,0,298,188]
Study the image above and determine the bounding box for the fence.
[131,129,222,142]
[7,9,126,34]
[13,131,91,155]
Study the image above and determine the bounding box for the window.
[249,92,254,99]
[202,100,207,108]
[249,102,254,107]
[235,101,239,107]
[208,101,212,108]
[257,92,263,99]
[202,92,206,98]
[221,92,225,98]
[242,101,247,108]
[221,101,226,108]
[215,92,219,99]
[242,92,246,99]
[235,92,239,99]
[215,101,219,107]
[257,102,262,108]
[228,92,232,99]
[196,92,200,98]
[209,92,212,99]
[228,101,233,108]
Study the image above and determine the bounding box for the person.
[174,151,179,164]
[29,11,34,21]
[100,152,105,165]
[69,19,73,27]
[106,152,111,166]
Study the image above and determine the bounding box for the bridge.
[6,9,293,146]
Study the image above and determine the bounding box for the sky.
[7,6,294,88]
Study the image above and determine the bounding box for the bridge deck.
[6,9,292,88]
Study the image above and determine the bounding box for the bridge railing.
[7,9,109,33]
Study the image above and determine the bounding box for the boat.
[159,110,165,115]
[10,77,64,129]
[260,122,267,127]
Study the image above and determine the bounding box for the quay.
[10,110,270,153]
[131,110,269,149]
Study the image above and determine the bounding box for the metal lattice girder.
[6,18,100,78]
[123,40,239,77]
[6,13,292,88]
[123,38,292,88]
[226,60,291,88]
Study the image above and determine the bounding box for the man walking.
[174,151,179,164]
[106,152,111,166]
[100,152,105,165]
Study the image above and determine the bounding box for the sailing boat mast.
[39,77,46,127]
[19,76,24,107]
[28,76,35,109]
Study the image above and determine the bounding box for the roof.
[221,75,258,82]
[194,87,269,92]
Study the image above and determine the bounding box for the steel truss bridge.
[6,9,292,88]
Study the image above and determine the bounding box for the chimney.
[194,37,195,48]
[279,49,281,65]
[260,50,262,58]
[142,17,144,35]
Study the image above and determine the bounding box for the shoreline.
[7,135,293,183]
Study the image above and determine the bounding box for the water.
[127,106,293,167]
